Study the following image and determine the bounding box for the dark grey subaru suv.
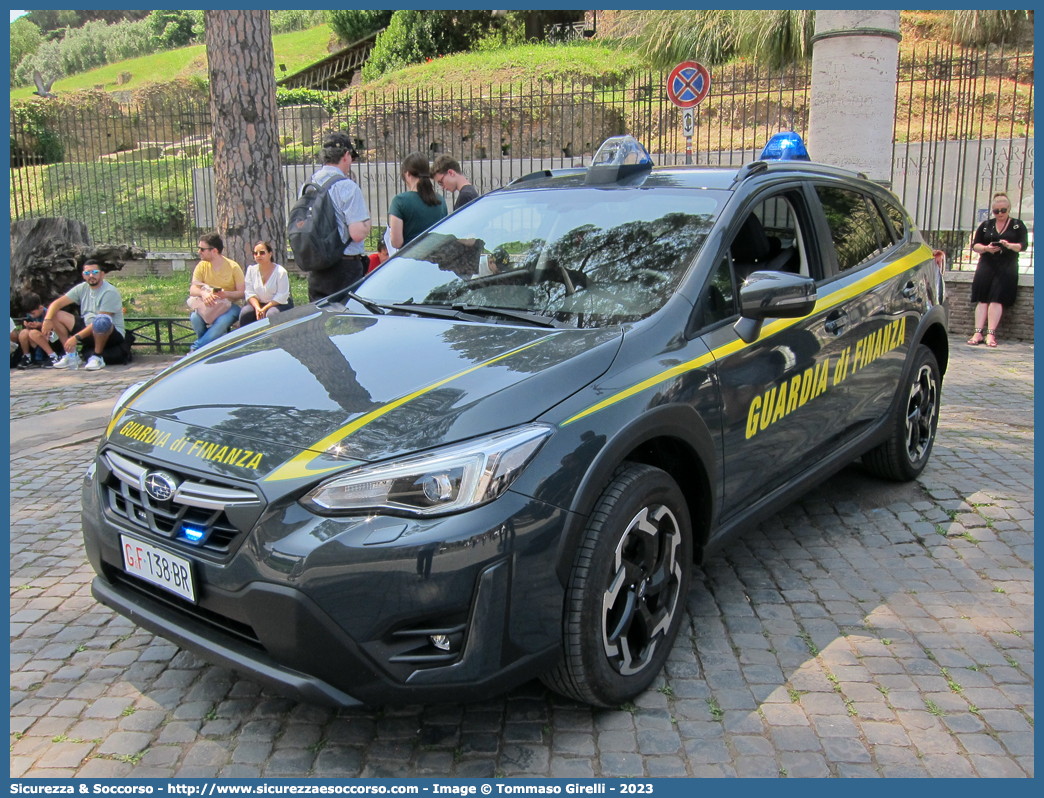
[82,136,947,707]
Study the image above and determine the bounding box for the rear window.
[360,187,725,327]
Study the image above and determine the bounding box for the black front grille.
[108,565,262,649]
[101,450,261,561]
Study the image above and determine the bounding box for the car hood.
[111,310,621,486]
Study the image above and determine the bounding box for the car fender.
[903,303,949,381]
[554,403,719,586]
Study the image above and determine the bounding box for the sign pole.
[667,61,711,166]
[682,109,695,165]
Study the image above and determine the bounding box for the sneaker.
[45,353,63,368]
[85,355,106,371]
[16,354,31,369]
[50,354,71,369]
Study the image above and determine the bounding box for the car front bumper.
[82,448,571,706]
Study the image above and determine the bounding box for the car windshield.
[358,186,723,327]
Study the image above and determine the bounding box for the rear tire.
[863,344,941,481]
[542,463,692,707]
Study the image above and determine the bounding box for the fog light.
[430,634,451,651]
[181,526,205,544]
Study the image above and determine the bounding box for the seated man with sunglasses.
[43,260,128,371]
[189,233,245,352]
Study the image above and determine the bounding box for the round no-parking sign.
[667,61,711,108]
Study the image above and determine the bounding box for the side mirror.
[733,271,818,344]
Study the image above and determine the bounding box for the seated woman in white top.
[239,241,294,326]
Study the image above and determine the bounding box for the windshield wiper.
[450,304,563,328]
[378,300,561,328]
[345,291,388,315]
[386,302,477,321]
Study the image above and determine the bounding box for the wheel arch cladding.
[917,318,949,376]
[555,404,716,586]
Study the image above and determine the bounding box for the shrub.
[104,19,153,64]
[276,87,347,114]
[59,20,111,75]
[136,203,187,235]
[271,10,327,35]
[950,11,1031,46]
[326,10,393,45]
[279,143,316,165]
[10,17,43,87]
[10,101,64,164]
[187,11,205,43]
[146,10,197,51]
[15,39,65,88]
[473,19,528,53]
[363,10,495,81]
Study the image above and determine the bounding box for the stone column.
[807,10,901,185]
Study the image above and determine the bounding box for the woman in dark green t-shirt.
[388,152,448,250]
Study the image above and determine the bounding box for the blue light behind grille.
[181,526,205,544]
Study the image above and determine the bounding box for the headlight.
[302,424,554,517]
[109,381,146,426]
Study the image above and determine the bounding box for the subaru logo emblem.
[143,471,177,502]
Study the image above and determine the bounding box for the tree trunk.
[9,218,144,316]
[204,10,287,269]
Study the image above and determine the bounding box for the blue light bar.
[182,526,205,544]
[759,132,810,162]
[591,135,653,168]
[586,135,654,185]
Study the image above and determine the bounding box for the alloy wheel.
[905,363,939,464]
[601,504,683,676]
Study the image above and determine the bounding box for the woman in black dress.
[968,192,1028,347]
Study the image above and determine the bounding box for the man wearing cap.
[304,132,372,301]
[43,260,128,371]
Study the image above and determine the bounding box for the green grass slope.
[358,41,652,92]
[11,24,336,101]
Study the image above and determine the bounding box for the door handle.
[824,310,848,335]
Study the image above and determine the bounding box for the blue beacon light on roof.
[587,135,654,184]
[759,132,810,162]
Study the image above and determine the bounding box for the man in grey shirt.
[305,132,372,301]
[43,259,128,370]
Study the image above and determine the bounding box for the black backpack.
[287,174,347,272]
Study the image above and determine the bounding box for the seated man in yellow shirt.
[189,233,246,352]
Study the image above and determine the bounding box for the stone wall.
[122,256,308,278]
[944,271,1034,342]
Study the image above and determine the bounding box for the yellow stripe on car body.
[562,245,933,427]
[264,335,560,482]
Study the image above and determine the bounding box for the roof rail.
[510,170,554,186]
[732,161,769,187]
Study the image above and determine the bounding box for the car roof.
[502,160,871,193]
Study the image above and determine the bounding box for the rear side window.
[815,186,889,272]
[881,197,908,241]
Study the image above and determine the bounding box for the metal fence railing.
[125,317,196,353]
[10,43,1033,273]
[892,40,1034,269]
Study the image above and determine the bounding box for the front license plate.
[120,535,195,602]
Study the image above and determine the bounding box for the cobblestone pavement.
[10,359,172,421]
[10,340,1033,778]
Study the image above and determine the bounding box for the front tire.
[863,344,941,481]
[542,463,692,707]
